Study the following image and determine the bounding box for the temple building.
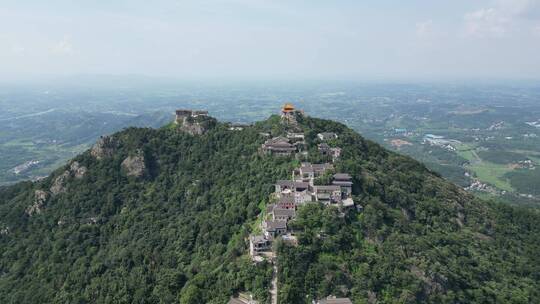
[280,103,303,124]
[311,185,342,204]
[332,173,353,198]
[275,180,309,193]
[293,162,334,184]
[262,220,287,239]
[249,235,271,256]
[276,194,296,209]
[281,103,296,117]
[261,137,296,156]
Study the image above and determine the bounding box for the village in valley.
[228,104,356,304]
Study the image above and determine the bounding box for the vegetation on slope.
[0,113,539,304]
[278,115,540,303]
[0,120,295,303]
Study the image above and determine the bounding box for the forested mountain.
[1,111,539,303]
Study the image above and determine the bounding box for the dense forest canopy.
[1,112,540,303]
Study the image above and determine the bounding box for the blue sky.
[1,0,540,81]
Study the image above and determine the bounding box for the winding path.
[270,262,278,304]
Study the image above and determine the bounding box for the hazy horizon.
[0,73,540,88]
[1,0,540,82]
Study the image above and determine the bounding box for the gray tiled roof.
[300,162,334,174]
[277,180,294,187]
[332,181,352,187]
[266,136,290,144]
[273,207,296,218]
[333,173,352,180]
[265,145,296,152]
[332,181,353,187]
[279,195,295,204]
[270,142,294,148]
[319,297,353,304]
[315,185,341,191]
[312,163,334,171]
[264,220,287,230]
[277,180,308,189]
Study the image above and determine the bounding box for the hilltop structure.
[174,109,215,135]
[174,109,208,123]
[280,103,296,118]
[280,103,303,126]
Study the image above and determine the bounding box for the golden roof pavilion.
[282,103,295,113]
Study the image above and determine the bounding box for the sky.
[1,0,540,82]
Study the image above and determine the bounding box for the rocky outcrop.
[121,152,146,177]
[70,161,87,179]
[177,116,217,135]
[50,170,70,195]
[180,122,206,135]
[367,291,377,304]
[409,265,448,296]
[48,161,87,196]
[455,211,465,227]
[26,190,48,216]
[91,136,118,160]
[401,207,413,221]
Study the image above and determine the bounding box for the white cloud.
[464,8,508,38]
[51,36,74,55]
[416,20,433,37]
[463,0,540,38]
[496,0,540,19]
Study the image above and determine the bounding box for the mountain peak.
[0,105,539,303]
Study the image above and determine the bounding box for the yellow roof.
[282,103,295,111]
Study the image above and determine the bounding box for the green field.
[470,163,513,192]
[511,150,540,164]
[456,143,514,192]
